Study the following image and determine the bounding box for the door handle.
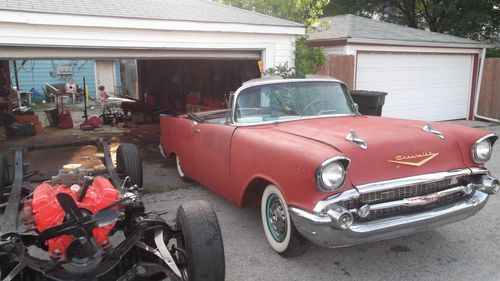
[194,128,201,133]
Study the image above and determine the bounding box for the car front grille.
[340,175,472,220]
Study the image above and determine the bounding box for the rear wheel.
[175,155,192,182]
[261,184,309,257]
[116,143,143,188]
[176,200,225,281]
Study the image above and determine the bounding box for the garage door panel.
[356,53,472,121]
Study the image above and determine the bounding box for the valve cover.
[31,177,120,259]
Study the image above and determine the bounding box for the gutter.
[473,47,500,123]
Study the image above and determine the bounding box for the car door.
[192,122,237,199]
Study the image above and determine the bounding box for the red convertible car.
[159,77,498,257]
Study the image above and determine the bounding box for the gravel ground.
[142,122,500,281]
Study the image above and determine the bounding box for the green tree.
[324,0,499,41]
[219,0,329,77]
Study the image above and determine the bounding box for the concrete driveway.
[142,122,500,281]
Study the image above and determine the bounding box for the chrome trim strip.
[422,123,445,140]
[365,185,468,212]
[471,133,497,164]
[289,207,332,224]
[356,168,474,195]
[470,167,489,175]
[231,113,357,127]
[313,189,360,214]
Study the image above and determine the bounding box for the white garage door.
[356,53,473,121]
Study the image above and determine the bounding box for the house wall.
[9,60,97,101]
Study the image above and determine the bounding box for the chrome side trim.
[345,129,368,149]
[470,167,489,175]
[422,123,445,140]
[289,207,332,224]
[364,185,469,212]
[356,168,474,195]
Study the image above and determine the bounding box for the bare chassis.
[0,139,186,281]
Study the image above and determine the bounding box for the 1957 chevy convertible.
[159,77,498,257]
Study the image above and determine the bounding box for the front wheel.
[261,184,309,257]
[176,200,225,281]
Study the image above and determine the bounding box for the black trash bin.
[350,90,387,116]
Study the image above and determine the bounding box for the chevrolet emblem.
[388,152,439,167]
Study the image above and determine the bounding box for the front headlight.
[472,137,493,163]
[316,157,350,191]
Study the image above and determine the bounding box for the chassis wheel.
[176,200,225,281]
[175,155,192,182]
[0,154,7,203]
[261,185,309,257]
[116,143,143,188]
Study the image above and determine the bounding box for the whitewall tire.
[261,184,309,257]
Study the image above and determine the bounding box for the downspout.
[473,48,500,122]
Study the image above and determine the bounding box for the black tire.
[116,143,143,188]
[176,200,225,281]
[0,154,8,204]
[175,154,192,182]
[261,184,309,257]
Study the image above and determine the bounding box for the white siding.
[356,53,473,121]
[0,10,302,70]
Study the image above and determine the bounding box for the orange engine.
[30,176,120,260]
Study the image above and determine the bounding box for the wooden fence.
[477,58,500,120]
[316,55,355,89]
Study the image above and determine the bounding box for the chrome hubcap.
[266,194,287,242]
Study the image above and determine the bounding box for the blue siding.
[9,60,97,101]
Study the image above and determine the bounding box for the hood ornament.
[423,123,444,140]
[346,129,368,150]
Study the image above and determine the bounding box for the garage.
[308,14,490,121]
[0,0,303,121]
[356,53,473,120]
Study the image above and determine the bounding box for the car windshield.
[234,81,356,124]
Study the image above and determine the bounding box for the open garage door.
[356,53,473,121]
[136,59,261,114]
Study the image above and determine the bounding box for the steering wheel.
[302,97,326,115]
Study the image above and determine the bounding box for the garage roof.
[0,0,302,27]
[309,14,489,48]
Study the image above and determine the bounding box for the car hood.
[271,115,466,186]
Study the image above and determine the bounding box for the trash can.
[350,90,387,116]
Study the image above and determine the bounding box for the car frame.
[159,76,499,257]
[0,139,225,280]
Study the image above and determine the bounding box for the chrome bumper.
[289,190,489,248]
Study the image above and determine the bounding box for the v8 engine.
[23,164,120,263]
